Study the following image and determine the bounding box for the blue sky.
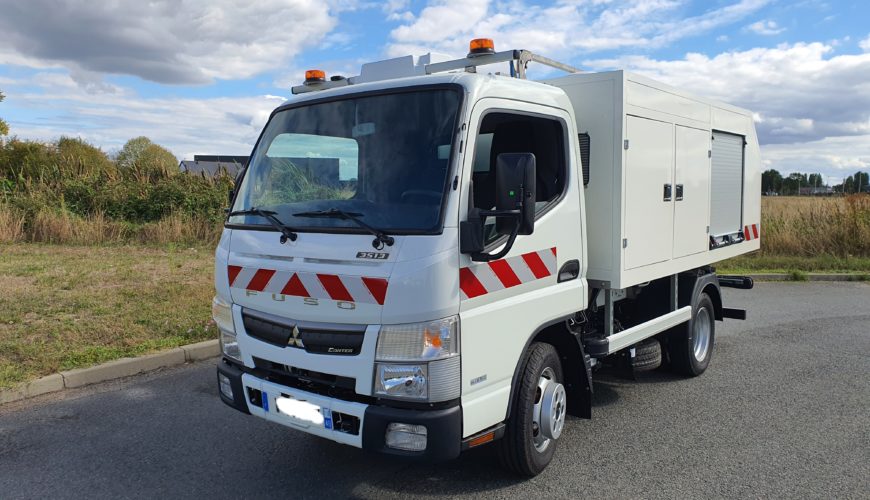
[0,0,868,185]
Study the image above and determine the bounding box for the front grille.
[242,308,366,356]
[252,356,374,405]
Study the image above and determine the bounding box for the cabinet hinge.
[622,238,628,248]
[623,139,629,150]
[708,150,712,158]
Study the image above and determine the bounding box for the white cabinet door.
[624,115,674,270]
[673,125,711,258]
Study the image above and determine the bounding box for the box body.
[547,71,761,289]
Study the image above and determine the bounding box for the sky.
[0,0,868,185]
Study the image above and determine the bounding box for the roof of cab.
[274,71,571,114]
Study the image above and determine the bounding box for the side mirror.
[495,152,535,236]
[460,153,536,262]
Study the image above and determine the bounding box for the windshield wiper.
[228,207,298,244]
[293,208,395,249]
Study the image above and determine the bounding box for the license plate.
[275,396,324,427]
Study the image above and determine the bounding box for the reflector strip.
[361,277,389,305]
[743,223,761,241]
[489,259,522,288]
[247,269,276,292]
[317,274,354,302]
[280,274,309,297]
[227,265,242,286]
[459,267,488,299]
[460,247,557,300]
[226,265,388,305]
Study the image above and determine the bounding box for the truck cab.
[214,41,758,476]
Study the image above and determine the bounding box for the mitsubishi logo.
[288,325,305,349]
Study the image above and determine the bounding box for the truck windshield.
[228,88,462,235]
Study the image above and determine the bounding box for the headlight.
[376,316,459,361]
[375,364,427,399]
[374,316,460,402]
[212,296,234,333]
[213,296,241,362]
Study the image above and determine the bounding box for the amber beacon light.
[468,38,496,57]
[304,69,327,84]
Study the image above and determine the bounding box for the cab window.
[471,112,567,245]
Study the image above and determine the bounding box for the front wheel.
[668,292,716,376]
[498,342,566,476]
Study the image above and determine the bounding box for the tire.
[498,342,566,476]
[632,338,662,372]
[668,292,715,376]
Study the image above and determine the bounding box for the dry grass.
[758,195,870,257]
[0,207,25,243]
[0,244,216,389]
[0,205,221,246]
[29,209,127,244]
[138,213,222,245]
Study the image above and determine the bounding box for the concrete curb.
[0,339,219,406]
[749,273,869,282]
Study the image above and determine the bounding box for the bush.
[0,136,231,244]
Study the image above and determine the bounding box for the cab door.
[457,98,587,436]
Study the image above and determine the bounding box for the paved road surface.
[1,282,868,499]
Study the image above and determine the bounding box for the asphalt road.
[1,282,868,499]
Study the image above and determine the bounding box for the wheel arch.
[678,268,723,321]
[504,317,593,422]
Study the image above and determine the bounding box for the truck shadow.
[207,366,692,497]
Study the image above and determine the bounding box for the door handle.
[557,260,580,283]
[675,184,684,201]
[663,184,672,202]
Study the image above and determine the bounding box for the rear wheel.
[498,342,565,476]
[668,292,715,376]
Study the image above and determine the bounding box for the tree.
[0,90,8,136]
[854,171,869,193]
[807,173,824,188]
[781,172,807,195]
[761,169,783,193]
[843,176,855,193]
[116,136,178,183]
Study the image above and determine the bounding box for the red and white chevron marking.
[744,223,760,241]
[460,247,557,300]
[227,266,388,305]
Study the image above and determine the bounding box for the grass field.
[0,244,215,389]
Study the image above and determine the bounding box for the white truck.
[213,39,760,476]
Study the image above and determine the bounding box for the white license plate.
[275,396,325,427]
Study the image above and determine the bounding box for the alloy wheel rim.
[531,367,565,452]
[693,307,711,361]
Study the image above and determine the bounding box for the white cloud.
[386,0,770,60]
[860,34,870,52]
[4,72,285,158]
[584,42,870,145]
[0,0,342,85]
[746,20,786,35]
[761,135,870,176]
[584,42,870,176]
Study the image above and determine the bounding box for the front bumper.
[217,361,462,462]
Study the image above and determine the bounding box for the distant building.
[179,155,248,177]
[798,186,833,196]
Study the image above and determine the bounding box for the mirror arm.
[470,214,520,262]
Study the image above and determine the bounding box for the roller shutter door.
[710,131,744,237]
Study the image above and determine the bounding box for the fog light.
[385,423,427,451]
[218,373,233,399]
